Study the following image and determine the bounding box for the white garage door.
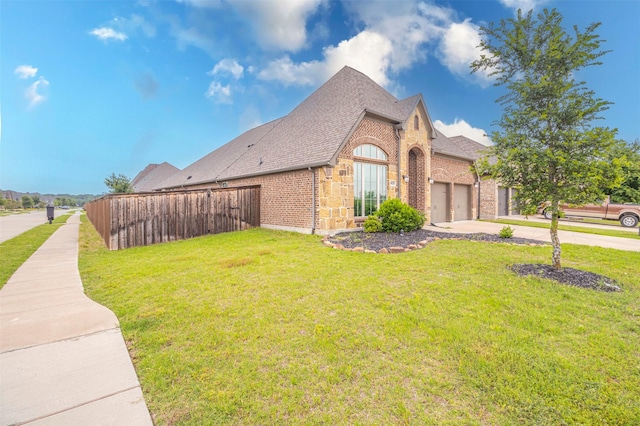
[430,182,449,223]
[454,184,472,221]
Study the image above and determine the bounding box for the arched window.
[414,115,419,130]
[353,144,388,217]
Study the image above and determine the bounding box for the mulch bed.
[510,264,621,292]
[326,229,621,292]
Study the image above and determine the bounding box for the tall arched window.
[353,144,388,216]
[414,115,419,130]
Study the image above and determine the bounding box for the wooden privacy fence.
[85,186,260,250]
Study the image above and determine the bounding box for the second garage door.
[430,182,449,223]
[454,184,472,221]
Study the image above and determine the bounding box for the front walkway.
[0,213,153,425]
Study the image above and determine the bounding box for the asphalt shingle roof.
[156,66,430,190]
[447,135,496,164]
[131,162,180,192]
[431,130,476,161]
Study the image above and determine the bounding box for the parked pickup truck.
[539,200,640,227]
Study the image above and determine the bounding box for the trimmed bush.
[499,225,514,239]
[363,215,383,233]
[375,198,425,233]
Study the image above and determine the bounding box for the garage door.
[430,182,448,223]
[498,187,508,216]
[454,184,472,221]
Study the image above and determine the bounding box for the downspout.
[309,167,316,234]
[393,124,403,199]
[475,164,481,219]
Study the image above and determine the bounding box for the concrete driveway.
[0,209,66,243]
[431,217,639,252]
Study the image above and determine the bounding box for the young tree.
[104,173,133,194]
[607,139,640,204]
[472,8,622,269]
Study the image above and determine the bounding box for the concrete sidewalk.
[0,213,153,425]
[431,219,640,252]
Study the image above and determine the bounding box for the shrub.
[363,215,383,233]
[499,225,514,239]
[375,198,425,233]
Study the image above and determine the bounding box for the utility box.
[46,206,55,224]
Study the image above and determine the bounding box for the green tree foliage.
[472,8,621,269]
[607,140,640,204]
[54,197,76,207]
[104,173,133,194]
[21,195,34,209]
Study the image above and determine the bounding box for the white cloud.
[231,0,324,52]
[434,118,493,146]
[14,65,38,79]
[257,1,492,89]
[205,81,232,104]
[258,30,393,87]
[499,0,548,12]
[209,59,244,80]
[344,1,449,73]
[438,19,493,86]
[25,77,50,108]
[90,27,128,41]
[178,0,324,52]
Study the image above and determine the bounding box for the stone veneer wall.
[479,177,498,219]
[399,107,432,219]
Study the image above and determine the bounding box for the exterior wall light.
[428,177,434,184]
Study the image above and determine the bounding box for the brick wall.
[187,169,315,232]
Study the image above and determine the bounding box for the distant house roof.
[131,162,180,192]
[156,66,436,190]
[447,135,496,164]
[431,130,476,161]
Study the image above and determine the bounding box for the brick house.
[155,66,502,234]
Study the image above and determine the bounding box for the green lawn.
[78,217,640,425]
[0,213,73,287]
[487,218,640,240]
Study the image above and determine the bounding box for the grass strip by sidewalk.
[79,217,640,425]
[0,213,73,288]
[486,218,640,240]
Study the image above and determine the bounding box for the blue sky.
[2,0,639,195]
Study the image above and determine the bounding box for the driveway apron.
[0,213,153,425]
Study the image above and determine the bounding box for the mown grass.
[487,218,640,240]
[78,216,640,425]
[0,213,73,287]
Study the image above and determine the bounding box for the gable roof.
[431,130,476,161]
[131,162,180,192]
[156,66,434,190]
[447,135,492,160]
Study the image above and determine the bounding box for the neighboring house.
[131,162,180,193]
[155,66,500,234]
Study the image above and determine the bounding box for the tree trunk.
[550,206,562,270]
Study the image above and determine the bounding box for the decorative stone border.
[322,235,432,254]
